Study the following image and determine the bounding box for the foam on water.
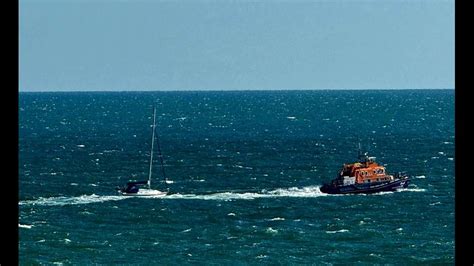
[19,194,126,206]
[164,186,329,200]
[129,189,168,197]
[267,217,285,221]
[19,224,33,229]
[18,186,328,206]
[398,188,426,192]
[265,227,279,234]
[19,185,426,206]
[325,229,349,234]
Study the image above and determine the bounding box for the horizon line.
[19,88,455,93]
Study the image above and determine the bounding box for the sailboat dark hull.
[320,178,410,194]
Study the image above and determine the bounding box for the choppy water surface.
[19,90,454,264]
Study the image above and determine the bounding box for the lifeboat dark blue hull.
[320,178,410,194]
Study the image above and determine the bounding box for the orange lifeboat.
[320,149,410,194]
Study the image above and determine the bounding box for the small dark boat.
[320,148,410,194]
[116,180,148,194]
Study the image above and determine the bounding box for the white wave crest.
[267,217,285,221]
[265,227,279,234]
[398,188,426,192]
[19,224,33,229]
[326,229,349,234]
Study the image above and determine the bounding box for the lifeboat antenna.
[358,142,368,162]
[357,142,363,160]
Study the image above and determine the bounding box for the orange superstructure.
[338,154,393,184]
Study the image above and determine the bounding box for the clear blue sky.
[19,0,454,91]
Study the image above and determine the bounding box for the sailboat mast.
[155,118,167,184]
[147,107,156,189]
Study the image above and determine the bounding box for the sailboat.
[116,106,168,197]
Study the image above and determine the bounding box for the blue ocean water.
[19,90,454,264]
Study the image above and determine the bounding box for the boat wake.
[164,186,329,201]
[19,194,126,207]
[19,185,425,206]
[18,186,327,206]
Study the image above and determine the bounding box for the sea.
[19,90,454,264]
